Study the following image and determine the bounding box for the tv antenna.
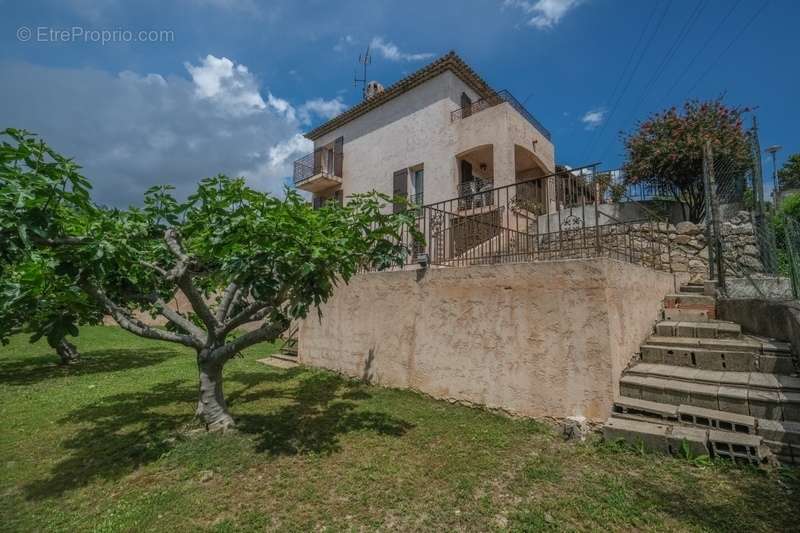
[353,45,371,100]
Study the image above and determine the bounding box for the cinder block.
[620,378,642,399]
[756,419,800,445]
[722,351,753,372]
[759,355,797,375]
[640,345,664,364]
[678,404,755,434]
[748,389,783,421]
[716,322,742,339]
[693,323,718,339]
[662,347,693,367]
[641,378,668,404]
[663,308,710,322]
[693,350,726,371]
[749,373,782,389]
[668,426,709,457]
[780,392,800,422]
[709,430,763,465]
[718,386,749,415]
[613,397,678,421]
[687,382,719,410]
[602,417,671,453]
[656,321,678,336]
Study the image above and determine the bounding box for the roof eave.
[303,51,496,141]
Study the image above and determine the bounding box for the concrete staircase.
[603,281,800,466]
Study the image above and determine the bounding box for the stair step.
[603,416,710,457]
[654,320,741,339]
[679,284,706,294]
[664,294,716,319]
[620,368,800,422]
[662,308,711,322]
[665,293,716,306]
[613,397,757,435]
[640,344,756,372]
[603,417,672,454]
[612,396,678,421]
[645,335,790,355]
[677,404,756,434]
[625,363,800,391]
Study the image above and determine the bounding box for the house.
[293,52,556,214]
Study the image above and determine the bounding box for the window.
[392,169,408,213]
[413,168,424,204]
[461,92,472,118]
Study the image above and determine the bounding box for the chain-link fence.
[703,117,791,299]
[783,217,800,299]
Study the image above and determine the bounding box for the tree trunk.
[56,338,80,365]
[196,358,235,431]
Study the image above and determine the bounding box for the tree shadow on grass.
[234,371,413,455]
[23,363,413,500]
[0,349,177,386]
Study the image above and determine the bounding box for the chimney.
[365,80,384,99]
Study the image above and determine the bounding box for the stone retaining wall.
[603,210,762,282]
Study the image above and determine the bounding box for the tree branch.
[211,318,290,363]
[215,282,239,323]
[218,302,271,335]
[82,282,203,349]
[164,228,190,281]
[148,295,207,342]
[178,278,219,340]
[162,228,220,338]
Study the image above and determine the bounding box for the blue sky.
[1,0,797,205]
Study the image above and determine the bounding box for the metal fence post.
[703,141,726,296]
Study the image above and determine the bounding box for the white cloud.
[266,92,297,122]
[581,107,607,130]
[185,55,266,116]
[370,37,435,62]
[504,0,584,29]
[0,58,335,205]
[298,98,347,125]
[266,134,313,169]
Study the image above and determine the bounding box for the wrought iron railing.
[457,177,494,209]
[450,89,552,141]
[388,164,672,272]
[293,137,344,185]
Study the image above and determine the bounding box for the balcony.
[450,89,551,141]
[293,137,343,193]
[458,177,494,210]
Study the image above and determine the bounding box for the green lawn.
[1,327,797,532]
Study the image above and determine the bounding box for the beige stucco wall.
[298,258,678,421]
[313,71,555,206]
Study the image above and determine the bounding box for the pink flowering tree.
[622,99,752,222]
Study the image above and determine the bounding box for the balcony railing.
[450,89,552,141]
[457,177,494,210]
[293,137,343,185]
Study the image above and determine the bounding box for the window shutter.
[461,92,472,118]
[313,148,323,175]
[392,169,408,213]
[333,137,344,177]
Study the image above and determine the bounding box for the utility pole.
[765,144,782,203]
